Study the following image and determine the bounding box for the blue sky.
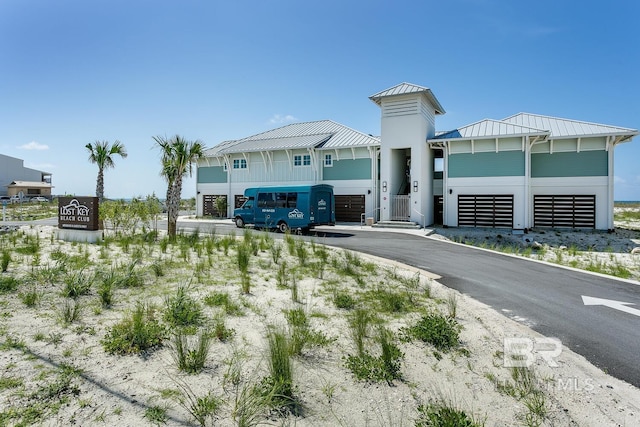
[1,0,639,200]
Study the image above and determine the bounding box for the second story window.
[233,159,247,169]
[324,154,333,167]
[294,154,311,167]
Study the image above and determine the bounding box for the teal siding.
[531,151,608,177]
[197,166,227,183]
[323,158,371,180]
[448,151,525,178]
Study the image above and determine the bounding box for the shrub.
[333,291,356,310]
[416,402,483,427]
[1,250,10,272]
[164,286,203,328]
[403,313,461,352]
[0,276,19,293]
[102,303,165,354]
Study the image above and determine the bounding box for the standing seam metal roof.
[205,120,380,157]
[503,113,638,138]
[369,82,446,114]
[431,119,548,140]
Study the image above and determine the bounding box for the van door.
[314,190,332,224]
[255,192,275,227]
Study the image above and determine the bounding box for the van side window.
[287,192,298,208]
[275,193,287,208]
[257,192,275,208]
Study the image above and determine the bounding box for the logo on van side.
[318,199,327,207]
[288,209,304,219]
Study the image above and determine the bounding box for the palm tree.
[85,140,128,201]
[153,135,204,237]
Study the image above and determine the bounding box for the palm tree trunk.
[97,168,105,201]
[167,180,182,238]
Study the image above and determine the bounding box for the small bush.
[416,402,483,427]
[0,276,19,293]
[164,286,203,328]
[102,303,165,354]
[403,313,461,352]
[1,250,10,272]
[333,291,356,310]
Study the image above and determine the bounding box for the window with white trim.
[293,154,311,167]
[233,159,247,169]
[324,154,333,167]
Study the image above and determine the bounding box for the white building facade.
[197,82,637,230]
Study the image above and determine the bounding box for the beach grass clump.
[259,327,301,415]
[61,270,92,299]
[344,327,403,384]
[415,401,484,427]
[348,308,372,357]
[1,250,12,272]
[402,312,461,352]
[0,276,19,293]
[102,302,165,355]
[59,298,82,325]
[172,329,212,374]
[164,285,204,329]
[333,290,357,310]
[204,291,243,316]
[284,308,332,356]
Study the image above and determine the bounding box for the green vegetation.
[402,313,462,352]
[102,303,166,354]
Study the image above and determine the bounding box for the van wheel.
[235,217,245,228]
[278,221,289,233]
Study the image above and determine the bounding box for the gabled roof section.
[369,82,445,115]
[503,113,638,140]
[431,119,548,140]
[205,120,380,157]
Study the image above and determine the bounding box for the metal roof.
[503,113,638,139]
[431,119,548,140]
[369,82,446,114]
[205,120,380,157]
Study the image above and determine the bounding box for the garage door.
[203,195,227,217]
[534,195,595,228]
[458,194,514,228]
[335,195,365,222]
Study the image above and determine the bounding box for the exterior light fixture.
[413,181,418,192]
[382,181,387,192]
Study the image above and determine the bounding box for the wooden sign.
[58,197,100,231]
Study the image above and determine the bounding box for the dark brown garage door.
[335,195,365,222]
[458,194,514,228]
[203,195,227,217]
[534,195,595,228]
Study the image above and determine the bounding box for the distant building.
[196,82,638,230]
[0,154,53,198]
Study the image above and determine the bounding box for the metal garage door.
[335,195,365,222]
[458,194,514,228]
[534,195,595,228]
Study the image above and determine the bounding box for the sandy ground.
[0,224,639,426]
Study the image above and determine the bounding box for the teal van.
[233,185,335,232]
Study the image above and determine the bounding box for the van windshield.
[241,198,254,209]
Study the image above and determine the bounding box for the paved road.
[9,217,640,387]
